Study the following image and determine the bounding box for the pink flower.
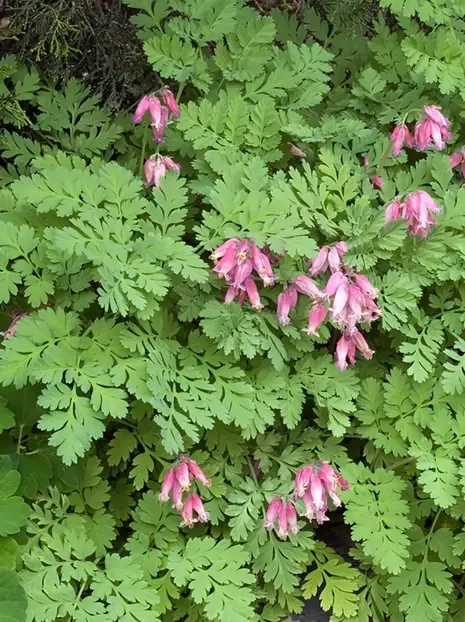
[185,458,211,487]
[225,285,238,304]
[404,190,441,237]
[304,302,327,336]
[175,462,190,491]
[335,335,354,371]
[277,502,289,539]
[294,276,323,299]
[390,123,414,157]
[161,88,180,118]
[190,493,210,523]
[171,478,183,510]
[370,175,385,189]
[213,245,238,279]
[235,239,250,263]
[353,274,379,300]
[385,200,403,226]
[251,244,276,286]
[352,330,374,359]
[294,466,314,498]
[330,281,350,323]
[244,278,263,311]
[297,462,348,524]
[324,271,347,297]
[450,148,465,178]
[309,246,329,277]
[277,286,298,325]
[414,119,432,152]
[180,494,209,527]
[133,95,150,124]
[232,259,253,287]
[144,155,180,187]
[211,239,239,262]
[159,468,176,502]
[424,105,450,129]
[290,143,306,158]
[286,501,299,535]
[264,497,283,529]
[152,106,170,143]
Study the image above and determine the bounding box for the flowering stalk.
[294,462,349,524]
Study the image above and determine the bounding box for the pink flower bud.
[152,159,167,188]
[152,106,169,143]
[144,159,157,186]
[148,97,162,127]
[133,95,150,124]
[309,247,329,277]
[161,88,180,118]
[304,302,327,336]
[186,459,211,487]
[430,122,445,151]
[309,472,325,511]
[294,276,323,299]
[225,285,238,304]
[330,282,350,321]
[162,156,181,172]
[450,152,463,168]
[244,278,263,310]
[159,468,175,502]
[385,200,402,226]
[190,493,209,523]
[414,119,433,152]
[370,175,385,189]
[264,497,283,529]
[334,241,348,257]
[277,286,298,326]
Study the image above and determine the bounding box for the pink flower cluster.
[0,310,27,340]
[279,243,381,369]
[133,88,181,188]
[158,455,211,527]
[265,462,349,538]
[211,238,277,310]
[385,190,441,237]
[390,105,451,156]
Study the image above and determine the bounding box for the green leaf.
[0,567,27,622]
[0,456,30,537]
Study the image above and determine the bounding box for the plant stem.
[387,457,416,471]
[16,425,24,454]
[245,456,259,486]
[139,123,150,178]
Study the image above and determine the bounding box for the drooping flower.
[353,274,379,300]
[133,95,150,124]
[264,497,299,539]
[323,271,347,298]
[384,200,403,226]
[403,190,441,237]
[277,286,298,325]
[294,276,323,299]
[296,462,348,525]
[251,243,276,286]
[175,461,190,491]
[370,175,385,189]
[144,155,180,187]
[210,238,239,262]
[231,259,253,287]
[185,458,211,487]
[304,301,327,336]
[390,123,414,157]
[161,88,180,118]
[450,148,465,178]
[335,335,355,371]
[309,246,329,276]
[180,494,210,527]
[244,278,263,311]
[414,105,452,152]
[151,105,170,143]
[264,497,283,530]
[158,468,176,502]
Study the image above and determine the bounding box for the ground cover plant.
[2,1,465,621]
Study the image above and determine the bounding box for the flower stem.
[139,123,150,178]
